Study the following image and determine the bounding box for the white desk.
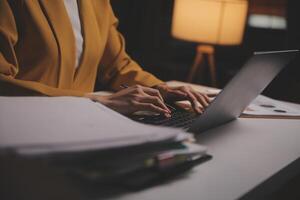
[2,82,299,200]
[104,81,300,200]
[111,118,300,200]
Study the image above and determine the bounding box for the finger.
[159,89,188,102]
[202,93,212,103]
[185,90,202,114]
[207,92,219,97]
[140,96,171,113]
[169,89,188,99]
[203,94,211,102]
[140,86,165,102]
[194,92,209,108]
[136,102,171,116]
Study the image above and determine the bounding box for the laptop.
[132,50,299,134]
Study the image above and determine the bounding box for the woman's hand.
[154,84,215,114]
[85,85,171,116]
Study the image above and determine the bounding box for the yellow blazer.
[0,0,163,96]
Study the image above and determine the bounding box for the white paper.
[244,95,300,116]
[0,97,188,155]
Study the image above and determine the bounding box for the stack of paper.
[0,97,189,154]
[0,97,209,185]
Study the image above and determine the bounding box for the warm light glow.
[172,0,248,45]
[248,14,286,30]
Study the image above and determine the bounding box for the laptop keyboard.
[132,109,198,129]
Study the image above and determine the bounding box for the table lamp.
[172,0,248,86]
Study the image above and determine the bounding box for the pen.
[120,84,176,111]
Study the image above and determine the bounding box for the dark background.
[110,0,300,103]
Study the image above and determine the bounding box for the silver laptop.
[134,50,299,133]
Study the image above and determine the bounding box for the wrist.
[84,94,110,105]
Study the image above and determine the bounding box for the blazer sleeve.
[0,1,84,96]
[97,3,164,91]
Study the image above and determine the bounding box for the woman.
[0,0,210,116]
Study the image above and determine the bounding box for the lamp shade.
[171,0,248,45]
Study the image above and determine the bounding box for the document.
[0,97,188,155]
[242,95,300,118]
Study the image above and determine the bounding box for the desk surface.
[102,81,300,200]
[1,82,299,200]
[111,118,300,200]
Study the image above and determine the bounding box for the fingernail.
[165,113,171,118]
[197,107,203,114]
[164,109,171,114]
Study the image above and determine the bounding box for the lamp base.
[187,45,217,87]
